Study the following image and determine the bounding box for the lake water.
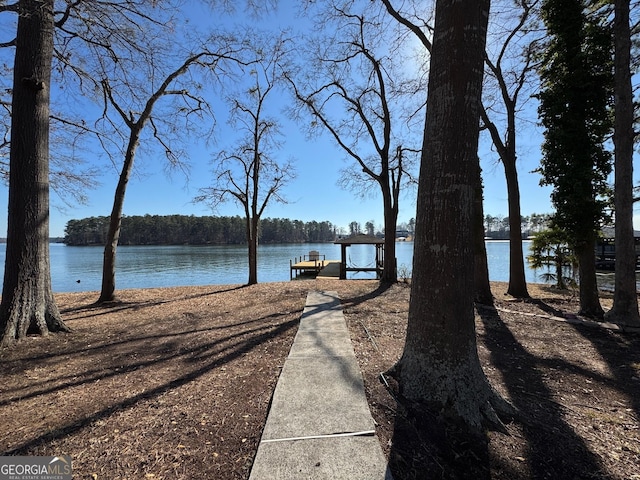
[0,240,551,293]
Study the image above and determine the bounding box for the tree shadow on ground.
[567,321,640,433]
[338,281,394,311]
[526,297,575,319]
[386,388,492,480]
[0,311,296,406]
[519,296,640,425]
[2,315,298,455]
[381,303,612,479]
[58,284,249,319]
[476,304,608,479]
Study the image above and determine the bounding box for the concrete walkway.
[249,290,392,479]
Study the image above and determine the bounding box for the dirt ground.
[0,280,639,479]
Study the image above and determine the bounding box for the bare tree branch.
[380,0,433,51]
[288,2,420,281]
[195,35,295,284]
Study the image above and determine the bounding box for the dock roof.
[334,233,384,245]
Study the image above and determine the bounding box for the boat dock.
[290,239,387,280]
[290,251,340,279]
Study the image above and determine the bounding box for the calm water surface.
[0,240,547,293]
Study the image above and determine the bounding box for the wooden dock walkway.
[290,256,341,279]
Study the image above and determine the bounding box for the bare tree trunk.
[96,53,219,302]
[98,132,140,303]
[0,0,69,347]
[605,0,640,326]
[504,159,529,298]
[480,111,530,299]
[474,161,493,305]
[382,182,398,283]
[391,0,511,431]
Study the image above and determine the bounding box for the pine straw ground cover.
[0,280,639,479]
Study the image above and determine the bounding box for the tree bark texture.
[605,0,640,326]
[0,0,69,347]
[393,0,509,430]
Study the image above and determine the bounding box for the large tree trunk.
[605,0,640,326]
[98,132,141,303]
[0,0,69,347]
[576,233,604,319]
[504,158,529,298]
[391,0,510,431]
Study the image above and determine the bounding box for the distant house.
[595,228,640,270]
[395,229,410,240]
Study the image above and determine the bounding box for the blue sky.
[1,1,635,239]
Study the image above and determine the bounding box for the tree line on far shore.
[484,213,552,239]
[63,215,337,246]
[63,211,553,246]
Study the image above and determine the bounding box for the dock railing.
[289,252,327,279]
